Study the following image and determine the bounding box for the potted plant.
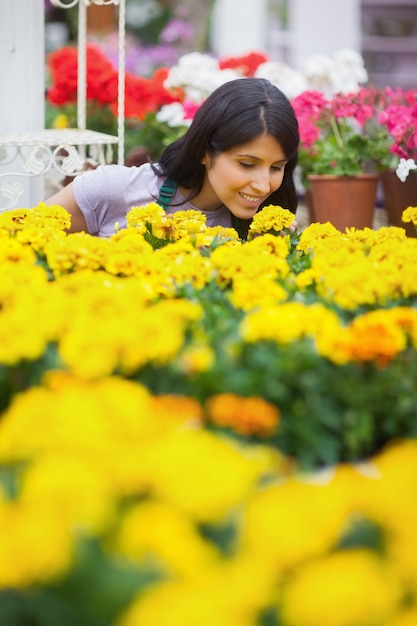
[374,87,417,236]
[291,88,392,231]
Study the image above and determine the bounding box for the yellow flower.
[241,301,340,345]
[194,226,240,247]
[297,221,341,253]
[389,608,417,626]
[44,232,110,276]
[21,453,115,534]
[0,263,63,364]
[280,549,402,626]
[167,209,207,236]
[178,342,215,374]
[230,275,287,310]
[401,205,417,225]
[104,232,154,276]
[103,249,152,277]
[0,238,37,266]
[15,224,68,254]
[241,474,354,572]
[357,440,417,594]
[154,242,212,289]
[144,429,263,522]
[0,203,71,232]
[115,499,220,578]
[126,202,166,227]
[0,375,155,464]
[247,231,290,255]
[211,239,289,288]
[248,204,295,237]
[53,113,70,129]
[0,497,72,588]
[117,555,275,626]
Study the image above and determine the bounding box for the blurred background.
[1,0,415,210]
[45,0,417,89]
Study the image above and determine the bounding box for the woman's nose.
[250,170,271,193]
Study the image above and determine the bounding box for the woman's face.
[198,133,288,219]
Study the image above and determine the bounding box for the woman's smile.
[239,192,265,204]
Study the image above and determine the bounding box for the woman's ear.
[201,152,212,167]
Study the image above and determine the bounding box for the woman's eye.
[239,162,254,168]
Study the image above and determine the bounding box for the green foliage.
[0,538,159,626]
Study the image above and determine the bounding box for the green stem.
[330,115,344,150]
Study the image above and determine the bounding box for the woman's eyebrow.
[236,153,288,164]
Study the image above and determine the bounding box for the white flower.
[302,53,336,96]
[163,52,240,103]
[156,102,191,129]
[396,158,417,182]
[330,49,368,94]
[255,61,308,99]
[302,49,368,96]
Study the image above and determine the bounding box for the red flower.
[219,51,268,77]
[46,44,181,122]
[119,67,181,120]
[47,45,79,105]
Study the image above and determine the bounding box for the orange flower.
[205,393,280,438]
[152,394,203,429]
[344,310,408,366]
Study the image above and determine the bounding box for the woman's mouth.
[239,192,263,204]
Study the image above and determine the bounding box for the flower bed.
[1,204,417,625]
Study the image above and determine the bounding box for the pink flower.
[182,100,201,121]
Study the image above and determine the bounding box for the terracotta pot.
[307,174,379,232]
[380,169,417,238]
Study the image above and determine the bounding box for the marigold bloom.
[143,429,264,522]
[0,498,73,588]
[44,231,110,276]
[117,555,275,626]
[115,499,220,579]
[230,275,288,310]
[126,202,167,228]
[206,393,280,438]
[401,205,417,226]
[280,549,402,626]
[151,394,203,427]
[297,221,341,253]
[345,309,408,365]
[389,609,417,626]
[248,204,295,237]
[242,475,355,572]
[241,302,340,345]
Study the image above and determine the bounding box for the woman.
[44,77,300,239]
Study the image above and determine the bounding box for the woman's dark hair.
[154,77,300,226]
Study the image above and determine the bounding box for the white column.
[211,0,269,57]
[0,0,45,206]
[289,0,361,69]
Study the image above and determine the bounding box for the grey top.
[72,163,232,237]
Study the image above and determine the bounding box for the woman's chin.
[231,206,259,221]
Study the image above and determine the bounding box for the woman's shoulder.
[95,162,160,183]
[74,162,163,197]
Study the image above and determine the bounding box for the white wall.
[289,0,361,69]
[211,0,361,69]
[0,0,45,206]
[0,0,45,132]
[211,0,269,57]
